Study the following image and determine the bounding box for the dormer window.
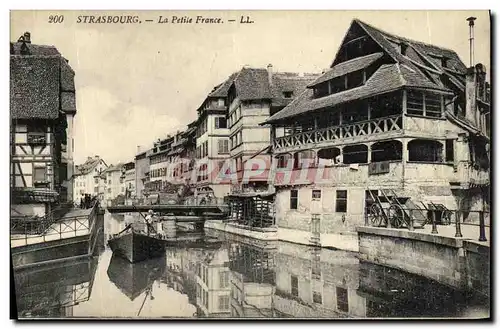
[441,57,449,68]
[401,43,408,56]
[283,91,294,98]
[346,71,364,89]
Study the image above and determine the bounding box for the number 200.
[48,15,64,23]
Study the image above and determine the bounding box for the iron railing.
[11,199,99,245]
[365,206,490,242]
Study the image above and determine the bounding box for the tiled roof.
[271,73,320,108]
[10,56,60,120]
[75,157,104,176]
[10,42,61,56]
[267,63,452,123]
[354,19,466,82]
[309,52,384,87]
[102,163,124,173]
[230,67,319,105]
[266,19,466,124]
[10,41,76,119]
[208,72,238,98]
[234,68,272,101]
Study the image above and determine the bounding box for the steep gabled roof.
[270,72,320,108]
[233,67,272,101]
[266,63,454,124]
[10,42,61,56]
[266,19,466,124]
[227,67,319,105]
[310,52,384,88]
[10,40,76,120]
[10,56,60,119]
[208,72,238,98]
[75,157,107,176]
[356,19,467,74]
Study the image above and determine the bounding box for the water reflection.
[107,255,165,301]
[12,212,489,319]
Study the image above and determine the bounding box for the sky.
[10,10,491,165]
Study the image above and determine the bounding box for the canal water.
[12,212,489,319]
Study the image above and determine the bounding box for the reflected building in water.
[228,242,278,318]
[14,256,98,318]
[274,242,367,318]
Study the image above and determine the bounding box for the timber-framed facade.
[10,32,77,218]
[264,19,491,250]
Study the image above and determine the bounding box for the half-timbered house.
[10,32,78,217]
[264,19,491,251]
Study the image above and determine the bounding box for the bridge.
[106,204,229,217]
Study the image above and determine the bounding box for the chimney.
[464,17,482,127]
[467,17,477,67]
[137,145,141,154]
[267,64,273,85]
[23,32,31,43]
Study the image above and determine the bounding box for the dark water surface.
[13,213,489,319]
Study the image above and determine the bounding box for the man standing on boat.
[144,209,155,236]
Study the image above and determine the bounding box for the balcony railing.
[273,115,403,150]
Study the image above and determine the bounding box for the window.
[94,178,99,184]
[313,291,322,304]
[219,295,230,311]
[312,189,321,200]
[346,71,364,89]
[290,190,298,210]
[219,271,229,288]
[425,93,442,118]
[277,154,292,169]
[196,283,201,299]
[203,266,208,284]
[401,43,408,56]
[445,139,454,162]
[336,287,349,312]
[33,166,46,182]
[107,188,111,193]
[218,139,229,154]
[27,125,46,144]
[215,117,227,129]
[283,91,293,98]
[407,90,424,116]
[336,190,347,213]
[291,275,299,297]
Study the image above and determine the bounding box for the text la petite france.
[158,15,253,24]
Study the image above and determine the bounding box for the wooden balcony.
[273,115,403,152]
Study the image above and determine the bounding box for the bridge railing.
[11,200,100,247]
[365,206,490,243]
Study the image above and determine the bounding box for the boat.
[108,210,166,263]
[107,254,165,301]
[108,230,166,263]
